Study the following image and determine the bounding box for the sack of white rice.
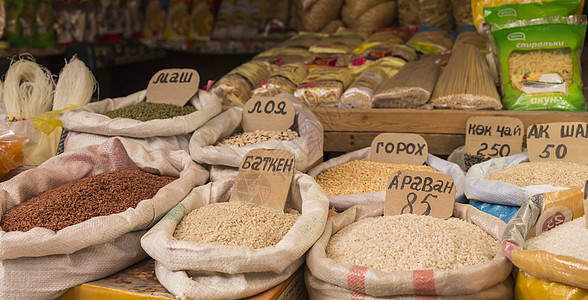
[189,94,323,172]
[307,147,466,211]
[61,89,221,152]
[305,201,513,299]
[464,152,586,206]
[502,189,588,290]
[0,138,209,299]
[141,173,329,299]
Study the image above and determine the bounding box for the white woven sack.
[0,138,209,299]
[209,165,238,182]
[141,173,329,299]
[189,94,324,172]
[307,147,466,211]
[305,202,513,299]
[63,131,190,153]
[62,89,221,138]
[464,152,568,206]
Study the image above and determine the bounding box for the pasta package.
[407,27,455,56]
[211,60,271,106]
[340,67,388,108]
[473,0,584,32]
[491,15,587,111]
[372,59,442,108]
[348,43,416,75]
[252,63,309,97]
[294,67,353,108]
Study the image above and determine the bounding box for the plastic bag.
[296,0,344,32]
[141,174,329,299]
[294,67,353,107]
[407,26,455,55]
[501,190,588,290]
[372,59,441,108]
[341,1,397,32]
[211,60,271,106]
[397,0,454,29]
[490,15,587,111]
[515,271,588,299]
[339,67,387,108]
[307,147,466,211]
[451,0,474,29]
[0,105,27,178]
[305,202,513,299]
[348,42,416,75]
[252,63,309,97]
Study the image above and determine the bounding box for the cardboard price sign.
[146,69,200,106]
[229,149,295,211]
[242,97,295,132]
[370,133,428,165]
[465,116,523,158]
[384,170,455,219]
[527,122,588,164]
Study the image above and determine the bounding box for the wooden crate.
[312,108,588,155]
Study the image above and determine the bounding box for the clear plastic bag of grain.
[295,0,344,32]
[464,151,588,206]
[211,60,272,106]
[304,52,352,68]
[430,44,502,110]
[451,0,474,29]
[308,35,364,54]
[294,67,354,108]
[253,47,311,66]
[397,0,454,29]
[372,59,442,108]
[140,173,329,299]
[501,189,588,291]
[305,201,514,299]
[348,42,417,75]
[339,67,388,108]
[252,63,309,97]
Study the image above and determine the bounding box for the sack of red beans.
[141,173,329,299]
[0,138,209,299]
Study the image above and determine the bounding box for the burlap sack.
[502,193,588,289]
[464,152,568,206]
[307,147,466,211]
[0,138,209,299]
[305,202,513,299]
[141,173,329,299]
[189,94,323,172]
[62,89,221,138]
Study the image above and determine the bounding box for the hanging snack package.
[490,15,587,111]
[474,0,584,33]
[430,44,502,110]
[407,26,455,56]
[339,67,388,108]
[294,67,353,108]
[252,63,309,97]
[164,0,191,41]
[142,0,168,40]
[188,0,217,41]
[210,60,271,106]
[372,59,442,108]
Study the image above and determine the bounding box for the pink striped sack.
[305,202,514,299]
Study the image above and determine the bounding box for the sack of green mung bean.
[305,201,514,299]
[0,138,209,299]
[189,94,323,172]
[464,152,586,206]
[307,147,466,211]
[62,89,221,138]
[502,190,588,290]
[140,173,329,299]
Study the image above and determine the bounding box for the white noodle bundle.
[3,55,55,118]
[53,56,97,110]
[0,79,4,103]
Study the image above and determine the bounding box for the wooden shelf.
[312,108,588,155]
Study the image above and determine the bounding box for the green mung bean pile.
[103,102,197,121]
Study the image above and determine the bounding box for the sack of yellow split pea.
[501,188,588,298]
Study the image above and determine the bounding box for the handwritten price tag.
[370,133,428,165]
[527,122,588,164]
[229,149,295,211]
[146,69,199,106]
[242,97,295,132]
[384,170,455,219]
[465,116,523,158]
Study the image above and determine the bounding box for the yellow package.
[188,0,217,41]
[143,0,168,39]
[515,271,588,300]
[529,187,585,238]
[164,0,191,40]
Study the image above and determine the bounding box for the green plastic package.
[490,15,587,111]
[482,0,583,28]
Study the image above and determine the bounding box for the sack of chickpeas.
[305,201,514,299]
[0,138,209,299]
[141,173,329,299]
[464,152,587,206]
[307,147,466,211]
[189,94,323,172]
[62,89,221,152]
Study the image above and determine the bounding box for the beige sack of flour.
[0,138,209,299]
[189,94,323,172]
[305,202,513,299]
[141,173,329,299]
